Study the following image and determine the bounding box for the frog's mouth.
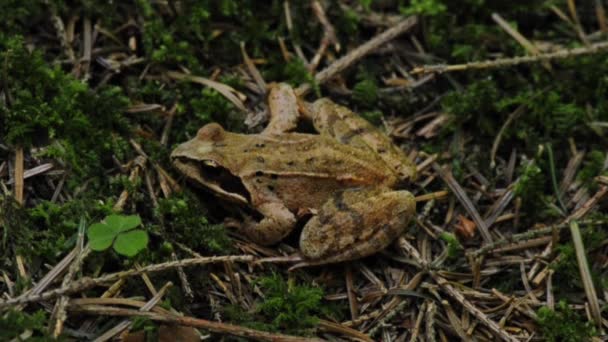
[172,158,251,205]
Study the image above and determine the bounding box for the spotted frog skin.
[171,83,416,265]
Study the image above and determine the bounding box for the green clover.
[87,214,148,257]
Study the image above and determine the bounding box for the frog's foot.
[237,202,297,246]
[299,189,415,265]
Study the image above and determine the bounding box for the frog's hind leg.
[304,98,416,182]
[298,188,415,266]
[262,83,300,135]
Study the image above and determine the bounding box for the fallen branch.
[412,41,608,75]
[69,304,322,342]
[0,255,255,310]
[296,16,418,96]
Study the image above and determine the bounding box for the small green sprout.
[87,214,148,257]
[439,232,464,259]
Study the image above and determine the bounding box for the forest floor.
[1,1,608,341]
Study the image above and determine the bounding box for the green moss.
[441,79,501,136]
[188,87,242,133]
[336,6,361,37]
[257,273,323,334]
[352,79,378,106]
[1,196,115,264]
[1,36,131,188]
[0,309,50,341]
[0,0,46,34]
[577,150,608,190]
[497,89,586,141]
[224,273,327,335]
[263,58,318,95]
[360,110,383,125]
[400,0,447,16]
[155,192,231,253]
[536,300,597,342]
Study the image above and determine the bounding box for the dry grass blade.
[491,13,551,71]
[569,221,603,329]
[432,163,493,243]
[93,282,173,341]
[318,319,373,342]
[166,71,247,112]
[441,300,469,340]
[81,17,92,77]
[560,150,585,193]
[22,163,54,180]
[240,42,267,93]
[566,0,590,45]
[597,0,608,32]
[490,105,525,168]
[126,103,165,113]
[14,146,24,204]
[345,265,359,321]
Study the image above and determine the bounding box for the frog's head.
[171,123,250,204]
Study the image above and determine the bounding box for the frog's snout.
[170,138,215,162]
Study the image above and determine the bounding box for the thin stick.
[309,0,339,72]
[51,222,90,338]
[492,12,551,71]
[411,42,608,75]
[296,16,418,96]
[69,304,321,342]
[0,255,255,309]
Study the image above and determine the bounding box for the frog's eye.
[197,123,225,141]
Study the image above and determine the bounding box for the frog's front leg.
[304,99,416,181]
[262,83,300,135]
[299,188,415,265]
[238,202,297,245]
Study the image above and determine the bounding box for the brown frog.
[171,83,416,266]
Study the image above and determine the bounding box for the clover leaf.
[87,214,148,257]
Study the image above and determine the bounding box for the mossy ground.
[1,0,607,340]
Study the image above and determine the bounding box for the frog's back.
[239,132,398,211]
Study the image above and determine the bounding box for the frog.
[171,83,416,266]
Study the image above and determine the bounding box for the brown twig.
[0,255,255,309]
[412,41,608,75]
[69,303,322,342]
[50,229,90,338]
[296,16,418,96]
[309,0,339,72]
